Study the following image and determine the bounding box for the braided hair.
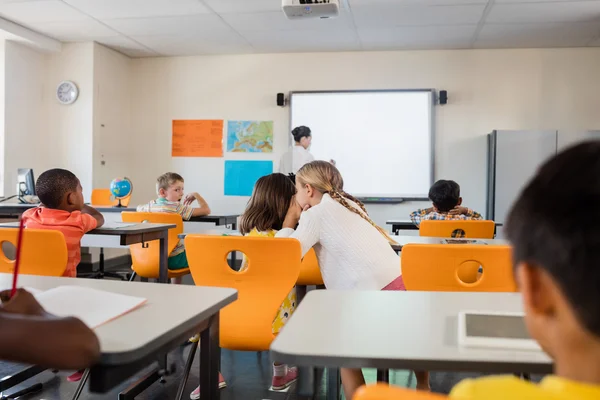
[296,161,397,244]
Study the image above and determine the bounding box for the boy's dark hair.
[36,169,79,209]
[428,180,460,212]
[240,173,297,235]
[157,172,184,193]
[506,140,600,337]
[292,126,311,142]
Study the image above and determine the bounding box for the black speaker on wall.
[439,90,448,105]
[277,93,286,107]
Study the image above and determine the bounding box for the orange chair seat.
[419,220,495,239]
[121,212,187,279]
[185,235,301,351]
[401,244,517,292]
[355,384,447,399]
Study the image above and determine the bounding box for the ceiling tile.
[131,29,253,55]
[63,0,211,20]
[0,0,88,24]
[202,0,283,14]
[242,29,361,53]
[487,2,600,24]
[358,24,477,49]
[221,10,354,32]
[95,35,158,57]
[352,4,486,27]
[475,22,600,48]
[104,14,231,37]
[34,18,119,40]
[350,0,487,5]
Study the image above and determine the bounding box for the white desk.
[271,290,552,373]
[0,222,175,283]
[392,235,510,251]
[387,220,504,235]
[0,274,237,399]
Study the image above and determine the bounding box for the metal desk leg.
[296,285,307,304]
[200,313,220,400]
[158,230,169,283]
[297,366,315,398]
[326,368,340,400]
[376,369,389,383]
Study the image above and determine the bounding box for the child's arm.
[187,193,211,217]
[276,199,319,257]
[449,207,483,219]
[409,208,432,226]
[81,205,104,228]
[0,289,100,370]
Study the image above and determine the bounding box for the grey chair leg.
[71,369,90,400]
[175,341,198,400]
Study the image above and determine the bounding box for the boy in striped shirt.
[136,172,211,272]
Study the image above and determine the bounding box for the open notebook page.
[34,286,147,328]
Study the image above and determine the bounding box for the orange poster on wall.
[172,120,224,157]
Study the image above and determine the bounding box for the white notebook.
[34,286,147,328]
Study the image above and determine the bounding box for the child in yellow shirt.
[240,173,298,390]
[450,142,600,399]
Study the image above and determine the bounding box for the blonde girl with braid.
[276,160,430,397]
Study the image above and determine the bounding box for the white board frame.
[289,89,436,202]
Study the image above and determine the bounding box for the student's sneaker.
[189,373,226,399]
[67,370,85,382]
[271,366,298,391]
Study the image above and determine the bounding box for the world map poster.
[226,120,273,153]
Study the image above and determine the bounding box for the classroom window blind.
[290,90,434,200]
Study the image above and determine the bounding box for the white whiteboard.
[290,90,434,199]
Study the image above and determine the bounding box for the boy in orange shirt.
[21,168,103,383]
[22,169,104,279]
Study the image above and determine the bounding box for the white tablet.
[458,311,541,351]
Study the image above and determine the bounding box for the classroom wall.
[128,48,600,226]
[3,41,49,197]
[43,42,94,200]
[92,43,133,190]
[0,41,5,196]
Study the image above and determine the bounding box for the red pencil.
[11,217,25,299]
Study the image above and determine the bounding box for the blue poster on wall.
[224,160,273,196]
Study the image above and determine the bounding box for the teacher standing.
[279,126,315,175]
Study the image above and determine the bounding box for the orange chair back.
[0,229,67,276]
[354,384,447,399]
[91,188,131,207]
[297,248,323,285]
[419,220,495,239]
[401,244,517,292]
[121,212,185,278]
[185,235,301,351]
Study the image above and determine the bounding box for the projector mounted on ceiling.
[282,0,340,20]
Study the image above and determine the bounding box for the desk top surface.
[0,274,237,364]
[0,221,176,236]
[392,235,509,246]
[0,203,238,223]
[271,290,551,373]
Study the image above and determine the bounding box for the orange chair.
[297,248,323,286]
[0,229,67,276]
[91,188,131,207]
[354,384,447,399]
[121,212,189,280]
[401,244,516,292]
[419,220,495,239]
[185,235,301,350]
